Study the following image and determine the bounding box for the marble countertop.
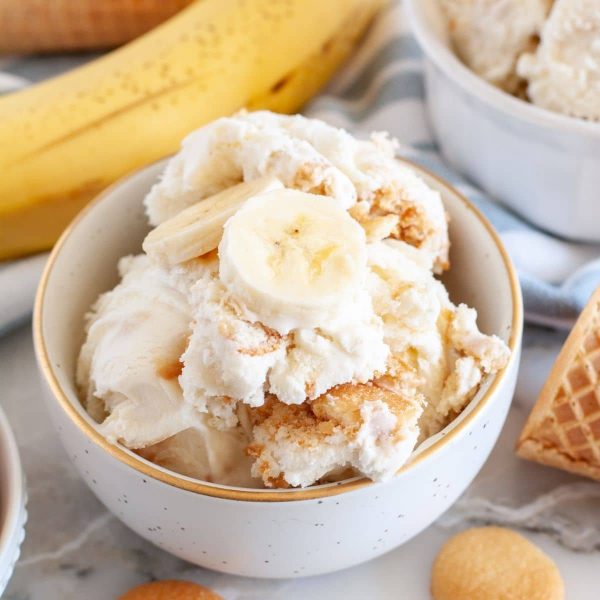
[1,323,599,599]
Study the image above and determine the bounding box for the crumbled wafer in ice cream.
[248,383,424,488]
[367,240,509,440]
[145,111,449,274]
[179,256,389,424]
[77,111,510,488]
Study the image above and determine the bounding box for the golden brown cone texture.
[517,286,600,481]
[0,0,193,54]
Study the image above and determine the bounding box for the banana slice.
[143,176,283,265]
[219,188,367,333]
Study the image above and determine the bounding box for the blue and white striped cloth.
[1,1,599,335]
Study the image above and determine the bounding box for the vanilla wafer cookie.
[119,580,222,600]
[431,527,564,600]
[517,286,600,480]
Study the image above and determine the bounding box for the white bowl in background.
[0,405,27,595]
[406,0,600,243]
[34,159,522,578]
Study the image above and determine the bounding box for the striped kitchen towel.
[1,0,599,335]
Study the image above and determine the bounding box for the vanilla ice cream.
[146,111,449,274]
[77,111,509,489]
[439,0,552,92]
[77,254,200,448]
[137,426,260,488]
[367,240,509,439]
[76,253,258,485]
[439,0,600,120]
[518,0,600,120]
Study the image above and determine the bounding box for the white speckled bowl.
[0,405,27,595]
[406,0,600,243]
[34,159,522,578]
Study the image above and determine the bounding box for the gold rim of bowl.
[33,157,523,502]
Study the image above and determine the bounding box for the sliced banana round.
[143,176,283,266]
[219,188,368,333]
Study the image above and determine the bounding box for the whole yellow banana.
[0,0,383,260]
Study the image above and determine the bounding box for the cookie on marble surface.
[517,286,600,481]
[119,580,223,600]
[431,526,564,600]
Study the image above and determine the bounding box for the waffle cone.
[0,0,193,54]
[517,286,600,481]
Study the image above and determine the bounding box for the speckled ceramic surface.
[33,160,523,578]
[0,406,27,596]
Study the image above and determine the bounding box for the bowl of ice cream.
[405,0,600,243]
[0,406,27,595]
[34,111,522,578]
